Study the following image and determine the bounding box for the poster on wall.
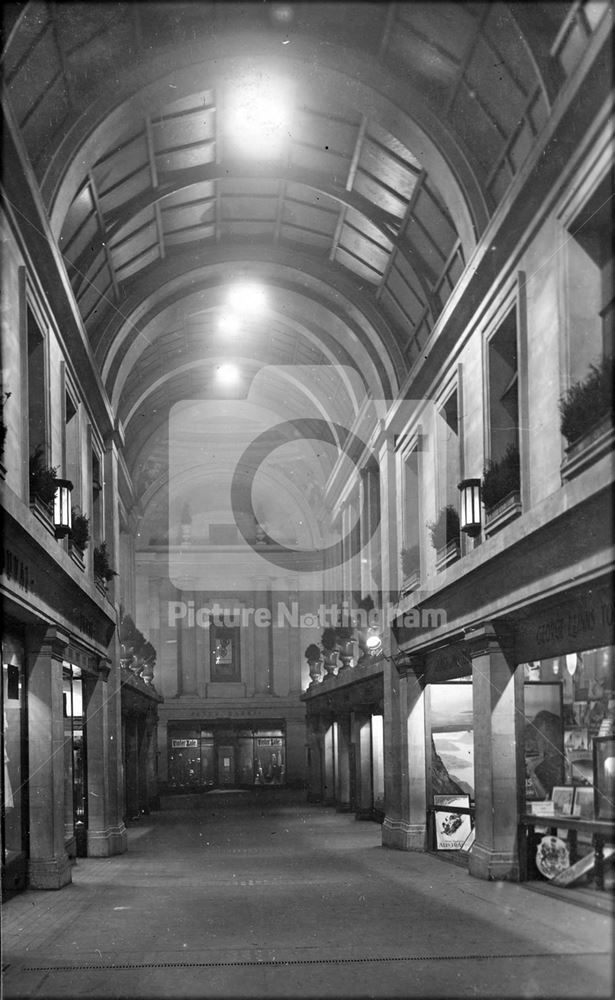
[433,795,472,850]
[523,682,564,802]
[430,682,475,798]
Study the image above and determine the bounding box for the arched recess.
[102,255,405,409]
[44,40,487,253]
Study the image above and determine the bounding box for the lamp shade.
[457,478,482,537]
[53,479,73,538]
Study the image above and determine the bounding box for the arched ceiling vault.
[2,1,559,493]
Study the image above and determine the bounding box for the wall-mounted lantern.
[457,478,482,537]
[53,478,73,538]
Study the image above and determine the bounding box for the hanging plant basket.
[29,445,57,507]
[482,443,520,513]
[93,541,118,584]
[70,508,90,551]
[559,355,613,446]
[427,505,460,551]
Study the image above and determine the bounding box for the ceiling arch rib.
[99,253,404,399]
[42,42,487,246]
[114,306,367,422]
[58,83,463,366]
[123,358,366,484]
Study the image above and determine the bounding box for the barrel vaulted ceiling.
[2,1,600,515]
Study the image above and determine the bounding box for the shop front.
[302,662,385,820]
[166,721,287,790]
[2,629,28,898]
[391,575,614,883]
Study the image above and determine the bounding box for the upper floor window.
[91,449,103,545]
[401,446,420,583]
[27,306,48,461]
[566,171,613,380]
[437,389,460,512]
[487,310,518,463]
[65,391,79,501]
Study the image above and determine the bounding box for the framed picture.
[433,794,472,850]
[551,786,574,816]
[593,735,615,820]
[209,624,241,683]
[564,728,589,751]
[572,786,594,820]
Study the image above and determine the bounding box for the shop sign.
[525,588,614,660]
[171,739,198,748]
[424,644,472,682]
[2,547,33,593]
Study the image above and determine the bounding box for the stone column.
[157,718,169,785]
[85,661,111,856]
[354,712,373,818]
[382,664,427,850]
[124,716,139,821]
[106,650,127,854]
[178,584,198,695]
[305,715,323,802]
[467,623,523,881]
[146,710,161,810]
[26,627,72,889]
[360,464,380,597]
[322,721,336,805]
[335,715,351,810]
[253,579,272,694]
[138,714,152,814]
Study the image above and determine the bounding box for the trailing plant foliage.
[304,643,322,663]
[29,445,57,506]
[559,354,613,444]
[401,544,420,578]
[482,443,520,512]
[357,595,374,614]
[93,541,118,581]
[1,390,10,457]
[427,505,460,550]
[70,507,90,551]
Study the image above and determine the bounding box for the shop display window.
[521,645,615,818]
[429,681,475,852]
[429,681,475,799]
[2,641,27,882]
[167,725,285,789]
[62,663,87,856]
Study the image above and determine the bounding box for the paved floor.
[2,789,613,1000]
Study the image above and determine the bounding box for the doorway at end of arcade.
[166,722,286,792]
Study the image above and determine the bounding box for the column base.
[28,854,72,889]
[382,815,427,850]
[469,841,520,881]
[86,823,128,857]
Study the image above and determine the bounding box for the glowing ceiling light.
[219,313,241,335]
[227,283,267,314]
[225,76,291,157]
[216,364,240,384]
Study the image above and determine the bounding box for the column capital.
[41,627,70,661]
[97,655,112,681]
[392,651,424,678]
[463,621,514,659]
